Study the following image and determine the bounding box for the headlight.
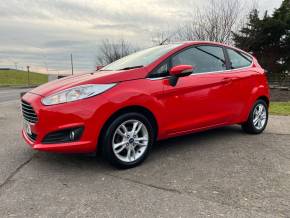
[41,84,116,106]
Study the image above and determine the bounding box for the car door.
[156,45,237,135]
[225,48,255,119]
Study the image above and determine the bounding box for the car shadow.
[154,125,243,151]
[32,125,245,172]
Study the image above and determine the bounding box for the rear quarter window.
[227,49,252,69]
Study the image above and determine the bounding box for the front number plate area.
[23,120,32,135]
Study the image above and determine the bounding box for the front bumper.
[21,92,110,153]
[22,129,93,152]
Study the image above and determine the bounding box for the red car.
[21,41,270,168]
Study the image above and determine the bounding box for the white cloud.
[0,0,284,74]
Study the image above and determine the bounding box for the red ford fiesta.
[21,41,270,168]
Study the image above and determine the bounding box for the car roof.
[170,40,233,48]
[168,41,253,58]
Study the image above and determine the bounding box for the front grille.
[21,100,38,123]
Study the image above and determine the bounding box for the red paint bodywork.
[21,41,270,153]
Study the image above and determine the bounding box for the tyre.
[242,99,268,134]
[101,112,155,169]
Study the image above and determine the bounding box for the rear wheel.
[242,99,268,134]
[101,112,154,168]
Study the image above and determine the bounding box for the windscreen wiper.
[118,65,144,70]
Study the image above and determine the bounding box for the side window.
[171,46,226,73]
[227,49,252,69]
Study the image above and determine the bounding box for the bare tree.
[97,39,137,65]
[151,31,170,45]
[177,0,244,43]
[155,0,247,45]
[151,29,180,45]
[151,26,189,45]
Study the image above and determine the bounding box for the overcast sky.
[0,0,283,74]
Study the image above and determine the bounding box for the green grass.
[270,102,290,116]
[0,69,48,87]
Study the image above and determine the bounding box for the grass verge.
[270,102,290,116]
[0,70,48,87]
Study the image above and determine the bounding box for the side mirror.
[169,65,194,86]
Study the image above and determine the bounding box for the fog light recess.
[42,127,84,144]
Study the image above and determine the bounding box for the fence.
[267,71,290,89]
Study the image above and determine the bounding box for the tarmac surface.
[0,89,290,217]
[0,87,30,104]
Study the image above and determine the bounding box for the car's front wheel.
[101,112,154,168]
[242,99,268,134]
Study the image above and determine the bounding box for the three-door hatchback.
[21,41,270,168]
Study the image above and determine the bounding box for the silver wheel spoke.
[132,121,143,135]
[253,117,259,125]
[113,142,127,154]
[121,124,128,135]
[135,123,143,134]
[135,137,148,142]
[131,147,136,160]
[132,121,139,133]
[135,141,147,147]
[258,105,263,114]
[127,148,132,161]
[116,128,126,138]
[258,120,262,128]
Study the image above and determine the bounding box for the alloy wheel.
[112,119,149,163]
[252,103,267,130]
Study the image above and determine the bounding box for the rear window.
[227,49,252,69]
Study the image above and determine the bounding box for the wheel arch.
[240,84,270,122]
[257,95,270,107]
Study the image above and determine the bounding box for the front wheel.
[242,99,268,134]
[101,112,155,169]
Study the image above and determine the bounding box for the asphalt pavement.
[0,88,31,104]
[0,89,290,217]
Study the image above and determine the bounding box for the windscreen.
[101,44,181,71]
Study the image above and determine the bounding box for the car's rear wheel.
[101,112,154,168]
[242,99,268,134]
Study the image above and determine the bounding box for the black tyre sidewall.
[101,112,155,169]
[243,99,268,134]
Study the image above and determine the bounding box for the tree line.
[233,0,290,84]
